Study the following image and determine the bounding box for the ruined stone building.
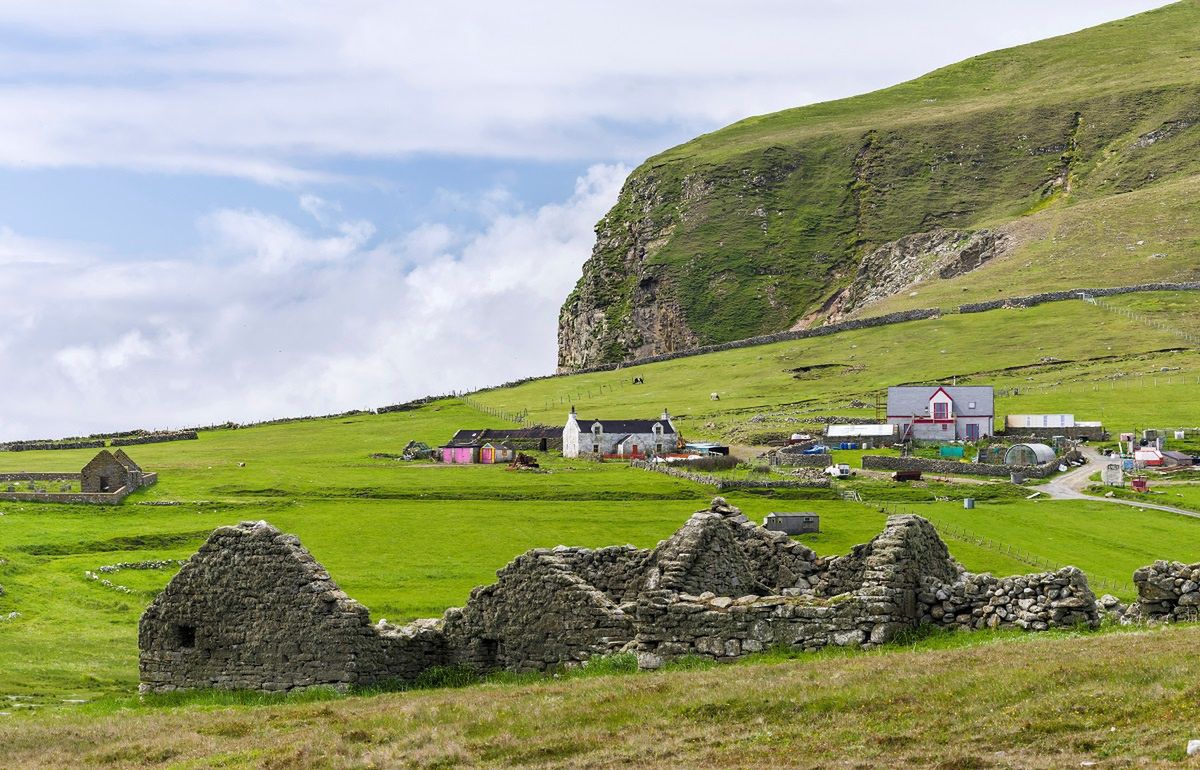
[140,498,1101,694]
[82,449,148,492]
[0,448,155,504]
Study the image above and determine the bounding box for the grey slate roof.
[443,426,565,448]
[581,419,674,434]
[886,386,994,417]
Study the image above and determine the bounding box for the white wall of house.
[561,409,677,458]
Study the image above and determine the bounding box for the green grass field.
[3,298,1200,709]
[1,276,1199,770]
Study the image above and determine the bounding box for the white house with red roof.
[886,386,994,442]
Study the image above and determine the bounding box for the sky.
[0,0,1172,440]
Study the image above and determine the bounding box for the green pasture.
[2,288,1200,709]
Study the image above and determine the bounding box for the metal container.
[963,498,975,510]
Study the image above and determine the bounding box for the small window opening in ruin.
[99,476,111,492]
[480,638,500,667]
[176,624,196,649]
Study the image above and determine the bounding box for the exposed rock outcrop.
[825,229,1012,321]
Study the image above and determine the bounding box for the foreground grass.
[4,624,1200,768]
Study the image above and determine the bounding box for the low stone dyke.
[958,281,1200,314]
[770,452,832,468]
[861,452,1080,479]
[630,459,831,489]
[139,499,1100,693]
[0,472,83,482]
[0,439,106,452]
[1128,560,1200,622]
[111,431,198,447]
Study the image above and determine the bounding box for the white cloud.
[0,165,627,440]
[0,1,1171,182]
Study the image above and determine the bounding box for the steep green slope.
[558,1,1200,368]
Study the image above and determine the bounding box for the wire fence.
[873,500,1135,596]
[1080,293,1200,347]
[458,394,528,425]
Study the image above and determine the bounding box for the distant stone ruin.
[0,449,155,505]
[139,499,1099,693]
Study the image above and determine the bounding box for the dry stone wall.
[630,459,830,489]
[1128,560,1200,622]
[141,500,1102,693]
[139,521,444,693]
[958,281,1200,314]
[861,452,1080,479]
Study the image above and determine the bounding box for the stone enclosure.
[0,449,155,504]
[140,498,1102,693]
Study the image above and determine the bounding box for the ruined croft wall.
[1130,560,1200,621]
[442,550,636,673]
[553,545,654,605]
[139,522,444,693]
[923,567,1098,631]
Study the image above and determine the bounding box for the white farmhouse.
[886,386,994,442]
[562,407,678,458]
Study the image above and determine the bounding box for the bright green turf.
[2,296,1200,707]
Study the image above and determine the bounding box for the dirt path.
[1042,446,1200,519]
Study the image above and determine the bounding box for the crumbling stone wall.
[1128,560,1200,622]
[861,451,1080,479]
[925,568,1098,631]
[442,548,639,673]
[139,521,444,693]
[141,500,1102,693]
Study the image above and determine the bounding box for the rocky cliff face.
[557,175,697,370]
[554,2,1200,369]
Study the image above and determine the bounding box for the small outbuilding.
[1161,450,1195,468]
[763,513,820,535]
[82,449,135,493]
[1003,443,1056,467]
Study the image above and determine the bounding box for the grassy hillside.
[3,295,1200,714]
[559,1,1200,367]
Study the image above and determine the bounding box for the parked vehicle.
[802,444,830,455]
[825,463,853,479]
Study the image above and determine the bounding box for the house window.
[656,443,664,454]
[593,444,600,454]
[175,624,196,649]
[941,424,948,431]
[933,402,949,420]
[631,444,638,455]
